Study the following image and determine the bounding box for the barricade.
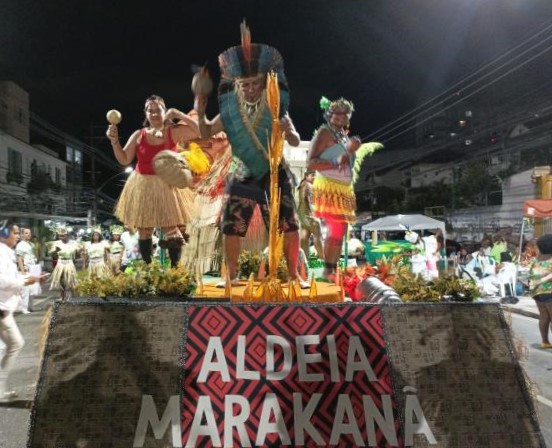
[28,301,545,447]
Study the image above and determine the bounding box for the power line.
[30,112,119,171]
[363,19,552,143]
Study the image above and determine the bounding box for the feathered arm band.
[352,142,383,184]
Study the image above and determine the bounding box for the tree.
[404,179,452,213]
[454,162,501,207]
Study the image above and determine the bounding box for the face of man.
[239,77,264,103]
[1,225,21,249]
[22,228,31,241]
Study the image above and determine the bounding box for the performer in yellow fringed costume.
[106,95,200,267]
[181,133,232,275]
[307,97,382,279]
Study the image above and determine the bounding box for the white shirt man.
[16,232,36,270]
[0,222,44,399]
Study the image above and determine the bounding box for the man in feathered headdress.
[194,21,308,287]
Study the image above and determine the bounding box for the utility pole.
[451,166,456,211]
[91,154,97,225]
[87,124,107,225]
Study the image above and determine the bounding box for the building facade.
[0,81,86,227]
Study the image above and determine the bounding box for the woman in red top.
[106,95,199,266]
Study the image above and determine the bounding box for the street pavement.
[485,294,539,319]
[0,291,542,447]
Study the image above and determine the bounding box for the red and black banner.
[28,302,544,447]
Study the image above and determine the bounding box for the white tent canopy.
[361,214,445,235]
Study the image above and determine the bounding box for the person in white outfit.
[0,221,46,400]
[423,233,440,279]
[15,227,40,313]
[405,230,427,276]
[120,226,140,271]
[479,252,516,297]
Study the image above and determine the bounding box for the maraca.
[106,109,122,125]
[191,66,213,97]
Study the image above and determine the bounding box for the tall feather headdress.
[240,20,252,71]
[218,21,286,82]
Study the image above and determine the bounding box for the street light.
[90,167,133,224]
[96,166,133,194]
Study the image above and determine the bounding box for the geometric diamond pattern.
[182,304,401,447]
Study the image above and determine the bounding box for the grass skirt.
[50,260,77,290]
[182,196,223,274]
[88,259,112,278]
[312,175,356,223]
[114,172,196,228]
[108,253,122,275]
[182,224,222,274]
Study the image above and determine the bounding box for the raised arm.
[194,94,224,138]
[106,126,140,166]
[165,108,201,140]
[280,113,300,147]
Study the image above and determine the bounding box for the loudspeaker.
[0,220,9,239]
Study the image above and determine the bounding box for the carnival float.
[74,72,479,305]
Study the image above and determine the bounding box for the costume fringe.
[242,205,268,253]
[108,253,122,275]
[312,175,356,223]
[179,142,211,175]
[49,260,77,290]
[114,172,196,228]
[182,225,222,274]
[88,260,112,279]
[195,148,232,199]
[352,142,383,184]
[180,136,231,274]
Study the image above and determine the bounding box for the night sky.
[2,0,552,148]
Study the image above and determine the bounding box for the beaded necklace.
[147,127,164,139]
[325,124,348,146]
